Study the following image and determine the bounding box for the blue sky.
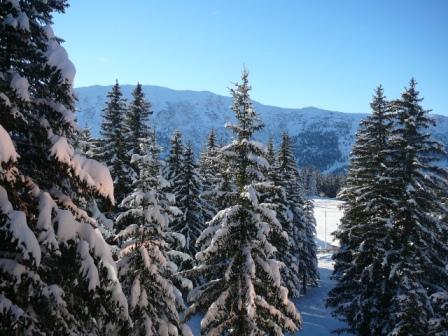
[53,0,448,114]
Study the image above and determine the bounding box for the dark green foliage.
[124,83,152,159]
[99,80,133,203]
[171,143,206,258]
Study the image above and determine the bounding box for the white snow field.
[187,198,347,335]
[313,198,344,249]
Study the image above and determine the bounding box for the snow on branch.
[49,135,115,203]
[0,124,19,164]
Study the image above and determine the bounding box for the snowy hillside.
[75,84,448,173]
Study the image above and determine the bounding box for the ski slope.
[187,198,347,335]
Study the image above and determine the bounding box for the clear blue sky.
[53,0,448,114]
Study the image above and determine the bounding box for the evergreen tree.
[116,132,192,336]
[386,80,448,335]
[328,83,448,335]
[302,199,319,291]
[264,137,302,298]
[124,83,151,159]
[187,70,301,335]
[327,85,395,335]
[171,143,206,258]
[198,129,221,222]
[165,130,184,186]
[0,1,129,334]
[278,133,318,295]
[99,80,133,203]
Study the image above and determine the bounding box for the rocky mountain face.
[75,85,448,173]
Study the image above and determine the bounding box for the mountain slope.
[75,85,448,173]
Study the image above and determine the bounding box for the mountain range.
[75,85,448,173]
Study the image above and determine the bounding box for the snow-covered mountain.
[75,85,448,173]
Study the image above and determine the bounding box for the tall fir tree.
[0,1,129,334]
[264,137,303,298]
[198,129,221,222]
[123,83,151,159]
[187,70,301,335]
[99,80,133,203]
[170,143,206,259]
[327,86,396,335]
[116,132,193,336]
[277,133,318,295]
[386,80,448,335]
[165,130,184,187]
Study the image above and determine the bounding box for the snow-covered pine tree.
[385,80,448,335]
[98,80,133,203]
[327,85,395,335]
[328,83,448,335]
[266,137,276,164]
[198,129,221,222]
[170,143,205,259]
[277,133,318,295]
[187,70,301,335]
[124,83,151,161]
[115,131,193,336]
[263,137,303,298]
[165,130,184,186]
[302,198,318,292]
[0,1,129,334]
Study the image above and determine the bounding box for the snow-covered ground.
[187,198,347,335]
[295,252,348,335]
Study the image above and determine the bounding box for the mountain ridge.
[75,84,448,173]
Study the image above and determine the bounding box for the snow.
[0,294,25,320]
[0,93,11,107]
[6,0,20,10]
[313,198,344,249]
[10,72,30,102]
[0,186,41,266]
[0,124,19,164]
[294,253,349,335]
[46,37,76,84]
[77,240,100,291]
[49,135,115,202]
